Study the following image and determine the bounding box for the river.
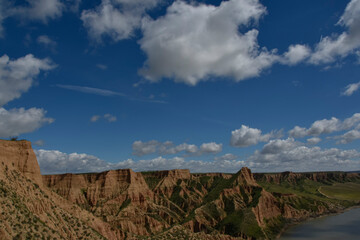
[280,207,360,240]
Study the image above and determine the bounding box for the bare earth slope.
[0,140,121,239]
[1,139,360,239]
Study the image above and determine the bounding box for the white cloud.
[159,142,198,155]
[11,0,64,23]
[36,149,246,174]
[230,125,281,147]
[132,140,222,156]
[96,64,108,70]
[104,113,117,122]
[33,140,45,146]
[57,84,127,96]
[335,129,360,144]
[0,0,10,37]
[341,113,360,129]
[288,126,308,138]
[260,138,299,154]
[282,44,311,65]
[214,153,237,161]
[90,114,117,122]
[90,115,101,122]
[139,0,279,85]
[132,140,159,156]
[35,149,112,174]
[199,142,223,154]
[342,81,360,96]
[81,0,160,42]
[37,143,360,174]
[0,54,55,107]
[307,137,322,145]
[307,117,340,135]
[0,107,54,138]
[289,113,360,138]
[56,84,166,103]
[37,35,57,50]
[248,138,360,172]
[309,0,360,65]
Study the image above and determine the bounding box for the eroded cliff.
[2,140,360,239]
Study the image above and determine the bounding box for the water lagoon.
[280,207,360,240]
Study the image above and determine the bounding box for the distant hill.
[1,139,360,239]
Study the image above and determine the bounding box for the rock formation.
[0,139,43,187]
[1,139,359,239]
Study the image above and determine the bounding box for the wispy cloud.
[96,64,108,70]
[342,81,360,96]
[56,84,167,104]
[90,114,117,123]
[56,84,126,96]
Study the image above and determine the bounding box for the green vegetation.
[142,172,162,190]
[118,198,131,212]
[218,208,264,238]
[319,182,360,201]
[203,175,236,203]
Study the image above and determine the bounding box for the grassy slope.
[319,182,360,201]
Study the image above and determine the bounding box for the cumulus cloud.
[230,125,281,147]
[248,138,360,172]
[0,0,10,37]
[0,108,54,138]
[335,129,360,144]
[139,0,280,85]
[10,0,64,23]
[36,143,360,174]
[342,81,360,96]
[260,138,299,154]
[81,0,160,42]
[200,142,223,154]
[37,35,57,51]
[282,44,311,65]
[309,0,360,65]
[35,149,112,174]
[214,153,238,161]
[289,113,360,138]
[132,140,159,156]
[35,149,245,174]
[132,140,222,156]
[0,54,55,107]
[307,137,322,145]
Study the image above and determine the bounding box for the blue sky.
[1,0,360,174]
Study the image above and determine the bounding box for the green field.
[319,182,360,201]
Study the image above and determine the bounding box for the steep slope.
[0,140,121,239]
[0,139,43,187]
[3,139,360,239]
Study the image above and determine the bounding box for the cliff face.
[0,140,123,240]
[253,171,360,184]
[43,169,153,206]
[0,140,43,187]
[2,140,360,239]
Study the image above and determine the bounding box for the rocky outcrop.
[2,140,360,239]
[0,140,43,187]
[254,171,360,184]
[0,140,122,239]
[43,169,153,207]
[252,190,281,227]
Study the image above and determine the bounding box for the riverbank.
[276,204,360,239]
